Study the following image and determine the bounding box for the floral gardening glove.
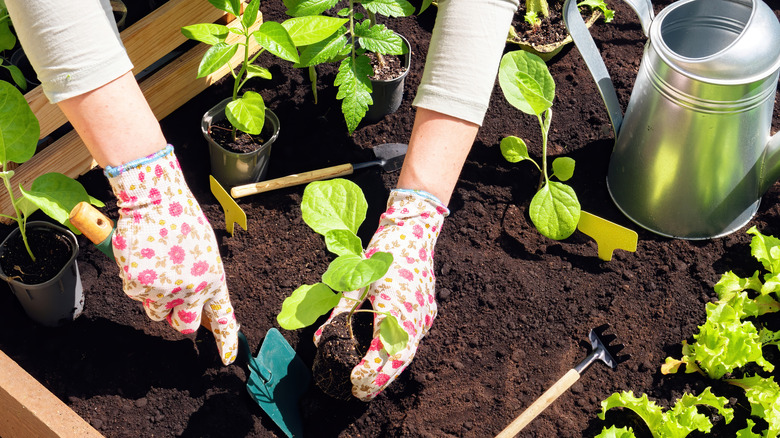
[105,145,239,365]
[314,189,449,401]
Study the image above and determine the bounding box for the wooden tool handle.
[495,368,581,438]
[230,163,354,198]
[69,202,114,245]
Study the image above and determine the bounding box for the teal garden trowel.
[69,202,310,437]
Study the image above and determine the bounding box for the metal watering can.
[563,0,780,239]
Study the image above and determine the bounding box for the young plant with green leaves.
[593,388,734,438]
[276,178,408,355]
[0,81,103,261]
[182,0,300,140]
[283,0,418,134]
[0,3,25,91]
[523,0,614,28]
[498,49,580,240]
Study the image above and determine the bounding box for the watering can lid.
[653,0,780,83]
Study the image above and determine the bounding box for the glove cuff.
[387,189,450,218]
[104,144,174,178]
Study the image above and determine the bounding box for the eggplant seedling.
[498,49,580,240]
[276,178,408,356]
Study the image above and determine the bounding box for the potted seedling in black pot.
[182,0,299,188]
[0,81,104,327]
[285,0,416,133]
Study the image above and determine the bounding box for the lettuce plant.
[276,178,408,355]
[284,0,417,134]
[0,81,103,261]
[594,388,733,438]
[498,49,580,240]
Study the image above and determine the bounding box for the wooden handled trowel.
[69,202,311,438]
[230,142,407,198]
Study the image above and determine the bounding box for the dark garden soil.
[1,0,780,437]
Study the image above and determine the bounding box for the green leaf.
[245,64,272,80]
[714,270,762,302]
[181,23,229,45]
[322,251,393,292]
[196,42,238,78]
[324,229,363,256]
[0,81,39,165]
[594,426,636,438]
[500,136,531,163]
[284,0,339,17]
[22,173,94,233]
[277,283,341,330]
[354,21,405,55]
[0,20,15,51]
[578,0,615,22]
[529,181,580,240]
[225,91,265,135]
[254,22,300,63]
[281,16,348,46]
[242,0,261,28]
[301,179,367,235]
[361,0,416,17]
[728,376,780,437]
[6,64,27,92]
[208,0,241,16]
[418,0,433,14]
[599,391,665,431]
[552,157,575,181]
[379,315,408,355]
[335,55,373,134]
[296,28,349,67]
[735,419,761,438]
[748,226,780,275]
[499,50,555,115]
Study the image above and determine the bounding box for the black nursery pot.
[0,221,83,327]
[364,35,412,124]
[201,97,280,188]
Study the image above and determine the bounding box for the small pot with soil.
[312,311,374,400]
[364,34,412,124]
[201,97,281,188]
[0,221,83,327]
[507,0,610,61]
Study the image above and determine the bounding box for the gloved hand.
[314,189,449,400]
[105,145,239,365]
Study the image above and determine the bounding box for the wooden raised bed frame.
[0,1,262,436]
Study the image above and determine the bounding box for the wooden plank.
[0,350,103,438]
[27,0,225,140]
[0,15,263,219]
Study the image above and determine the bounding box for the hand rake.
[495,324,629,437]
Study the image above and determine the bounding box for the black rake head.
[576,324,631,373]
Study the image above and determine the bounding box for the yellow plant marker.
[577,210,638,261]
[210,175,247,236]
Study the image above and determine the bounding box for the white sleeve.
[412,0,519,126]
[5,0,133,103]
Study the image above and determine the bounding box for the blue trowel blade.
[243,328,311,438]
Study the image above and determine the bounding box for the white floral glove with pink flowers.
[314,189,449,401]
[105,145,239,365]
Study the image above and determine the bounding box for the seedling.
[0,81,103,261]
[182,0,299,140]
[498,49,580,240]
[276,178,408,356]
[284,0,416,134]
[0,4,24,90]
[523,0,614,27]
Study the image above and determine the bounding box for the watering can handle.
[562,0,654,138]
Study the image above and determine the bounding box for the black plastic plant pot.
[0,221,83,327]
[364,35,412,124]
[201,97,280,188]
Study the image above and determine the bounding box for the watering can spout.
[562,0,654,139]
[761,133,780,195]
